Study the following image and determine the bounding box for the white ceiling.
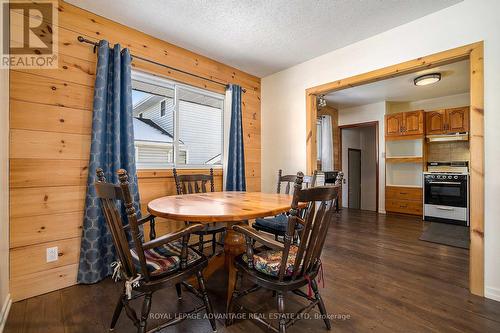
[325,59,470,109]
[67,0,462,77]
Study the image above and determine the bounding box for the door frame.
[305,42,484,296]
[347,148,362,209]
[340,121,379,212]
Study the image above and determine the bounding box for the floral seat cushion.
[243,245,299,277]
[130,241,201,277]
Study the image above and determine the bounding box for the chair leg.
[138,292,152,333]
[212,234,217,256]
[220,230,226,246]
[311,279,331,330]
[196,271,217,332]
[110,293,124,330]
[175,283,182,300]
[277,292,286,333]
[226,270,242,326]
[199,234,204,253]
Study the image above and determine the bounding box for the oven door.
[424,179,467,207]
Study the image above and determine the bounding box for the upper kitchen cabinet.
[385,110,424,139]
[425,110,446,135]
[447,106,469,133]
[385,113,404,137]
[404,111,424,136]
[425,106,469,135]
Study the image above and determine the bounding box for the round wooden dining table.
[147,191,296,308]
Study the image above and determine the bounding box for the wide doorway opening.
[341,123,378,211]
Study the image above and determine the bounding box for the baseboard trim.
[485,287,500,302]
[0,293,12,333]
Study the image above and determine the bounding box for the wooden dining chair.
[228,172,339,333]
[173,168,226,256]
[94,168,216,333]
[252,169,317,240]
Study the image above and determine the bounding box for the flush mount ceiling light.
[414,73,441,86]
[317,95,327,108]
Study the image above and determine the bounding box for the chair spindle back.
[277,172,339,281]
[173,168,215,194]
[277,169,317,194]
[94,168,151,281]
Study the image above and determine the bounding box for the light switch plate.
[46,246,58,262]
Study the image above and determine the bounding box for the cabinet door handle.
[399,192,408,195]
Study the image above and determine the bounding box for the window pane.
[177,88,223,166]
[132,80,175,168]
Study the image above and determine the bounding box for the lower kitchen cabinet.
[385,186,422,216]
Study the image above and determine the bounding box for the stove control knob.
[454,176,458,179]
[448,176,452,179]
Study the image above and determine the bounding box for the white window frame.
[132,70,225,170]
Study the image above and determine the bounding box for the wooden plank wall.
[9,0,261,301]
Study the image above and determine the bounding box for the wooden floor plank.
[4,209,500,332]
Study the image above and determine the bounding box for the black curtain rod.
[77,36,246,93]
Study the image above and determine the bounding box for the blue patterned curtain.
[225,84,246,191]
[77,40,140,284]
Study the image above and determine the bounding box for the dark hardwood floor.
[5,209,500,333]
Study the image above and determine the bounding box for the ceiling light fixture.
[414,73,441,86]
[317,95,327,108]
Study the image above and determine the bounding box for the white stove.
[423,161,469,226]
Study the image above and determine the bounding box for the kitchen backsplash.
[427,141,470,162]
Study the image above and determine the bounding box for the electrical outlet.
[46,246,59,263]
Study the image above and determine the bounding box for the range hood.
[426,132,469,142]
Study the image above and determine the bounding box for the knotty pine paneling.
[10,129,91,160]
[10,100,93,135]
[10,159,89,188]
[10,186,87,219]
[15,54,96,87]
[9,0,261,301]
[10,211,84,248]
[10,238,81,277]
[10,71,94,110]
[10,264,78,302]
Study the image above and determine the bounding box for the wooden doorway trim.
[339,121,379,213]
[305,41,484,296]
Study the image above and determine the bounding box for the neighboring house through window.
[160,100,166,117]
[131,71,224,169]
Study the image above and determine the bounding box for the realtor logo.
[1,0,58,68]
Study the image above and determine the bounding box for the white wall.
[261,0,500,300]
[339,102,385,212]
[0,20,10,330]
[388,92,470,113]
